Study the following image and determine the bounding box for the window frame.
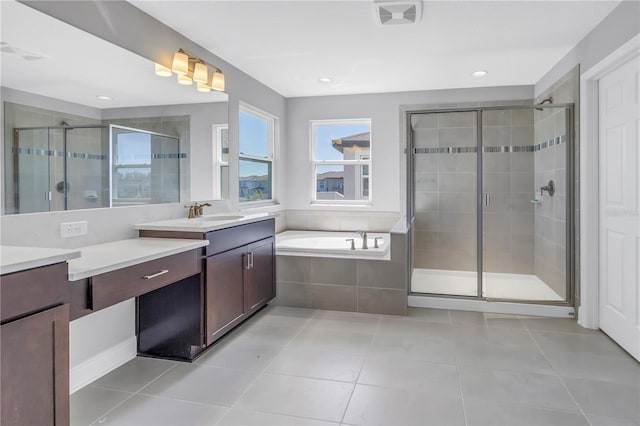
[212,124,228,200]
[310,118,372,206]
[238,103,276,205]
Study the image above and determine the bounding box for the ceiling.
[0,1,227,109]
[130,0,621,98]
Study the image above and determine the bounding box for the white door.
[598,56,640,361]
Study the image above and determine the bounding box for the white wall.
[286,86,534,218]
[535,0,640,96]
[2,1,287,389]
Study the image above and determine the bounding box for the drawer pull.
[142,270,169,280]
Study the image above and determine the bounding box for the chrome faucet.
[357,230,368,249]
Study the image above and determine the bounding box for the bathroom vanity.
[136,214,276,353]
[0,247,80,426]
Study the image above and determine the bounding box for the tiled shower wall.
[533,66,579,299]
[411,105,536,275]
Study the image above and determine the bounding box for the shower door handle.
[484,193,490,207]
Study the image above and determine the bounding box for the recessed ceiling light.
[471,70,488,78]
[318,77,333,83]
[96,95,112,101]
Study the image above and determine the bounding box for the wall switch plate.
[60,221,88,238]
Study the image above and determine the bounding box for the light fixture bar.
[155,49,225,93]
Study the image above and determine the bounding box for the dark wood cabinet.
[139,218,276,351]
[1,262,70,426]
[205,246,246,345]
[245,237,275,315]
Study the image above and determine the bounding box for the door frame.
[578,34,640,329]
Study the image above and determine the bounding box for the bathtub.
[276,230,391,260]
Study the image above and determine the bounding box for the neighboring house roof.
[240,175,269,182]
[331,131,370,153]
[316,171,344,179]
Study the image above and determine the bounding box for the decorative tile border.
[413,134,566,155]
[14,148,188,160]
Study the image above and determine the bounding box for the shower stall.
[408,104,574,312]
[10,124,181,213]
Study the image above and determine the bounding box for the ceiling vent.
[373,1,422,26]
[0,42,49,61]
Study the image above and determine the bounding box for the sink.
[202,215,244,221]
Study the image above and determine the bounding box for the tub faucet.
[357,230,368,249]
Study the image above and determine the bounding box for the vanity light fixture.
[154,63,172,77]
[471,70,488,78]
[155,49,225,93]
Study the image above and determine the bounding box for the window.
[311,119,371,204]
[213,125,229,199]
[239,105,275,203]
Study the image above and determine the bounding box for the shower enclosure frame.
[406,103,575,307]
[12,124,108,212]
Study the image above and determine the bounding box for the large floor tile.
[369,328,456,364]
[455,341,553,374]
[92,394,226,425]
[217,408,338,425]
[586,414,640,426]
[266,348,364,382]
[459,366,578,411]
[451,310,525,328]
[196,340,282,372]
[138,364,257,407]
[464,399,589,426]
[306,310,380,334]
[377,317,453,338]
[532,330,632,358]
[544,349,640,386]
[246,306,315,328]
[89,357,176,393]
[453,324,538,347]
[407,307,451,324]
[288,328,373,354]
[564,377,640,420]
[71,387,133,426]
[234,373,354,423]
[226,322,301,347]
[343,384,465,425]
[521,317,599,334]
[358,354,460,397]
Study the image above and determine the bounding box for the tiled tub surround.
[274,232,408,316]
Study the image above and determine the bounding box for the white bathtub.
[276,230,391,260]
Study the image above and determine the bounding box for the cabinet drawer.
[1,262,68,323]
[206,219,275,256]
[90,250,201,311]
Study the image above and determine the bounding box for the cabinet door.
[1,304,69,426]
[205,246,246,345]
[245,237,275,314]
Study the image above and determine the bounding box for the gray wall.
[535,0,640,95]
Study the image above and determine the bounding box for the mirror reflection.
[1,1,229,215]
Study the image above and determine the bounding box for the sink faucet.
[185,202,211,218]
[357,230,368,249]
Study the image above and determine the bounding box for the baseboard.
[69,336,137,394]
[408,295,575,318]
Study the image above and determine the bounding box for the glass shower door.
[13,128,51,213]
[481,106,569,302]
[411,110,479,297]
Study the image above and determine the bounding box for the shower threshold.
[411,268,564,301]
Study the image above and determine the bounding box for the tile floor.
[72,306,640,426]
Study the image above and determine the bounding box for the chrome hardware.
[345,238,356,250]
[244,253,251,269]
[143,270,169,280]
[540,180,555,197]
[374,237,380,249]
[484,193,490,207]
[357,230,368,249]
[248,252,254,269]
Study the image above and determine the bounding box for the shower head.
[535,96,553,111]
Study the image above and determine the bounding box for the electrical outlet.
[60,221,88,238]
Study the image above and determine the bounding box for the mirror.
[1,1,229,215]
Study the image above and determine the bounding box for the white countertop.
[67,238,209,281]
[134,212,273,233]
[1,246,82,275]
